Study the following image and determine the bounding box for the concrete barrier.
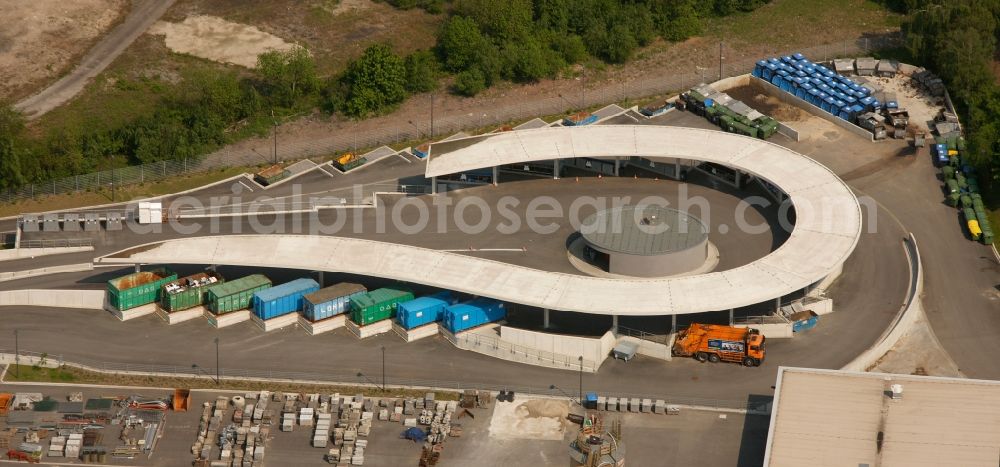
[500,326,616,367]
[841,234,922,372]
[777,122,801,142]
[0,263,94,283]
[749,76,875,142]
[0,289,104,309]
[615,335,673,361]
[0,246,94,261]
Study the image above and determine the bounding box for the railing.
[0,36,898,206]
[616,325,670,345]
[0,349,762,412]
[17,238,93,249]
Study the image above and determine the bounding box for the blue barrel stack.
[753,54,878,125]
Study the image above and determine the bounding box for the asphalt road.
[14,0,178,118]
[0,110,918,404]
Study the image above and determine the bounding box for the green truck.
[107,267,178,311]
[205,274,272,315]
[349,287,414,326]
[160,272,224,312]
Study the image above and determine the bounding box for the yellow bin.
[968,220,982,240]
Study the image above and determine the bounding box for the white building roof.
[764,367,1000,467]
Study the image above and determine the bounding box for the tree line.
[0,0,771,190]
[883,0,1000,179]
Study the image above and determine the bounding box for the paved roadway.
[0,109,926,403]
[14,0,178,118]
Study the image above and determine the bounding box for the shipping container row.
[107,269,511,332]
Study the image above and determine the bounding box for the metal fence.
[616,325,670,345]
[0,36,898,206]
[0,349,762,411]
[17,238,93,248]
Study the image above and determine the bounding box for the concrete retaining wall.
[0,246,94,261]
[0,289,104,309]
[616,335,673,361]
[0,263,93,283]
[500,326,615,366]
[777,123,800,142]
[749,76,875,142]
[842,234,922,372]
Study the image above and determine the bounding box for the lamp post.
[14,329,19,378]
[578,355,584,404]
[214,337,220,386]
[381,346,386,392]
[430,94,435,138]
[271,110,278,165]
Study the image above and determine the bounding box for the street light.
[13,329,19,378]
[578,355,584,404]
[381,346,386,392]
[271,109,278,165]
[214,337,220,386]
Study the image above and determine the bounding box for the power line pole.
[271,109,278,165]
[719,42,724,81]
[430,94,435,138]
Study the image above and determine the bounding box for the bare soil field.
[0,0,129,101]
[149,15,295,68]
[162,0,443,74]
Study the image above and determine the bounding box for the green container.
[941,166,955,180]
[960,195,973,209]
[754,116,778,139]
[968,177,979,193]
[982,230,994,245]
[161,272,224,312]
[955,173,967,189]
[946,193,960,207]
[107,267,177,311]
[964,208,978,223]
[349,287,414,326]
[205,274,271,315]
[945,179,960,195]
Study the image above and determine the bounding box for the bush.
[256,46,320,108]
[404,50,441,93]
[340,44,408,118]
[453,68,487,96]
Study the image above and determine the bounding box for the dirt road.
[14,0,177,119]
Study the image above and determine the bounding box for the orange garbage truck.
[672,323,766,367]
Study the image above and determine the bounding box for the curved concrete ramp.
[98,126,862,316]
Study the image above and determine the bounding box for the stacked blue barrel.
[753,53,874,125]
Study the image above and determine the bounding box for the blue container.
[302,283,367,321]
[838,106,852,121]
[252,278,320,320]
[820,97,835,112]
[443,298,507,333]
[935,144,948,156]
[396,291,455,330]
[794,70,807,78]
[781,55,795,64]
[792,52,805,61]
[792,313,819,332]
[753,63,764,78]
[795,87,808,100]
[850,104,864,116]
[885,99,899,109]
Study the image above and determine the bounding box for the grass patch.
[702,0,901,49]
[0,166,247,218]
[4,364,459,400]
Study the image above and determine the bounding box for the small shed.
[855,57,877,76]
[876,59,898,77]
[833,58,855,75]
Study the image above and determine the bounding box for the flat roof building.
[763,367,1000,467]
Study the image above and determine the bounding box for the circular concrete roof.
[98,125,862,316]
[581,205,708,256]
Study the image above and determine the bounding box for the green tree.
[0,105,27,189]
[454,0,533,42]
[256,46,320,108]
[404,50,441,93]
[341,44,408,117]
[453,68,487,96]
[438,16,492,71]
